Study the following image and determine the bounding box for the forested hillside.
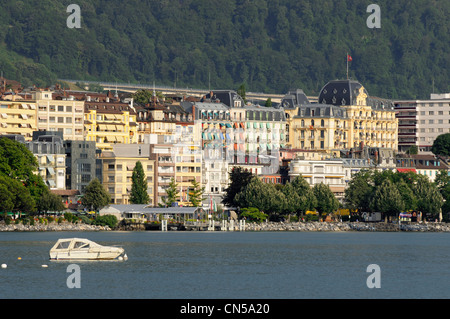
[0,0,448,99]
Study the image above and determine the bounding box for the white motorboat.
[49,238,127,260]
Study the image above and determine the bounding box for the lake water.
[0,230,449,300]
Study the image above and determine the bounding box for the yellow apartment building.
[84,100,138,150]
[173,122,202,206]
[101,144,155,205]
[0,99,37,141]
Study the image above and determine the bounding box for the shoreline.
[1,220,450,232]
[244,221,450,232]
[0,221,110,232]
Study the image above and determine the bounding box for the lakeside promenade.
[1,220,450,232]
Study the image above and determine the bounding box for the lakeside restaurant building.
[99,204,204,222]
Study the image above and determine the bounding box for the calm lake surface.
[0,231,449,299]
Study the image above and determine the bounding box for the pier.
[158,219,246,231]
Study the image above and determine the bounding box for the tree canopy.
[223,167,254,208]
[1,0,448,99]
[81,178,111,212]
[345,169,443,220]
[129,161,150,204]
[160,177,179,207]
[431,133,450,157]
[0,137,48,215]
[188,179,204,207]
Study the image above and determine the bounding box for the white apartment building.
[35,90,85,141]
[395,93,450,153]
[288,158,346,200]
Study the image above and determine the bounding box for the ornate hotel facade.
[283,80,398,155]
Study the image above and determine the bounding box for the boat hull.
[49,238,126,260]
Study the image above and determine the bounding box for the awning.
[396,168,416,173]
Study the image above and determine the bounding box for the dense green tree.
[434,170,450,192]
[431,133,450,156]
[0,175,35,217]
[346,169,444,221]
[282,175,317,217]
[92,214,118,229]
[344,170,374,213]
[413,177,443,219]
[313,183,339,216]
[130,161,150,204]
[132,89,164,105]
[235,177,286,214]
[370,179,405,218]
[0,138,50,214]
[0,183,14,214]
[396,179,417,212]
[81,178,111,212]
[188,179,204,207]
[240,207,267,223]
[237,83,247,104]
[161,177,179,207]
[406,145,418,155]
[222,167,254,208]
[36,189,65,215]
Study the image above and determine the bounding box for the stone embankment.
[0,222,110,232]
[244,221,450,232]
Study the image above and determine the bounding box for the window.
[80,163,91,172]
[66,117,72,123]
[58,105,64,112]
[429,111,434,115]
[81,174,91,183]
[58,117,64,123]
[66,105,72,112]
[56,241,70,249]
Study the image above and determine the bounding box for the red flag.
[347,55,352,62]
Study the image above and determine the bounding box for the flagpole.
[346,52,349,80]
